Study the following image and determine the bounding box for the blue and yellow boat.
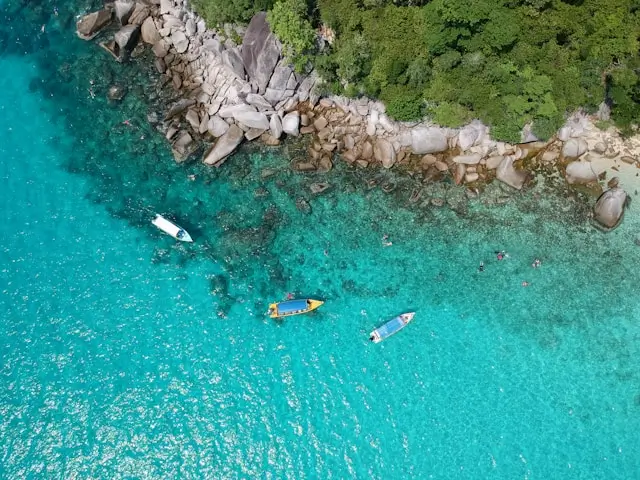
[268,299,324,318]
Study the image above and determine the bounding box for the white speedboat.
[369,312,415,343]
[151,214,193,242]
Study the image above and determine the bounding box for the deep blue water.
[1,2,640,478]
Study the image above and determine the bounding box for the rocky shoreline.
[76,0,640,231]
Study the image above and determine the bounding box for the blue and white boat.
[369,312,415,343]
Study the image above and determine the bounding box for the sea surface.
[1,2,640,479]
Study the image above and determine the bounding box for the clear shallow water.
[1,2,640,479]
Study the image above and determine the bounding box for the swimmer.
[188,174,196,181]
[286,292,294,300]
[532,258,541,268]
[478,261,484,272]
[382,235,392,247]
[522,281,530,287]
[123,119,131,126]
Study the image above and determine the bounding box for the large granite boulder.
[282,111,300,136]
[76,9,113,40]
[496,156,529,190]
[207,116,230,137]
[100,24,140,62]
[562,138,588,158]
[374,138,396,169]
[115,24,140,56]
[242,12,281,93]
[171,30,189,54]
[114,1,135,26]
[171,132,197,163]
[234,111,270,130]
[410,128,448,154]
[128,3,150,25]
[565,160,598,184]
[222,48,246,79]
[203,125,244,167]
[141,17,160,44]
[269,114,283,139]
[457,125,482,151]
[593,188,627,230]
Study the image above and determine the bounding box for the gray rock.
[222,47,246,79]
[171,30,189,54]
[185,18,196,37]
[244,128,266,141]
[282,111,300,136]
[207,115,230,137]
[164,99,196,120]
[185,109,201,130]
[245,93,273,110]
[379,115,396,133]
[453,153,482,165]
[557,127,571,142]
[297,71,317,102]
[128,4,150,25]
[562,138,588,158]
[141,17,160,44]
[593,188,627,230]
[160,0,171,15]
[154,57,166,73]
[496,156,529,190]
[76,9,113,40]
[203,125,245,167]
[485,155,504,170]
[242,12,281,93]
[234,111,270,130]
[264,88,286,105]
[597,101,611,121]
[114,1,135,25]
[107,24,140,61]
[269,114,283,139]
[269,65,294,91]
[218,103,257,119]
[152,39,170,57]
[203,38,223,54]
[374,138,396,168]
[410,128,448,154]
[457,126,479,151]
[162,15,183,29]
[171,132,196,163]
[565,161,598,184]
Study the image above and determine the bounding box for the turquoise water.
[1,2,640,478]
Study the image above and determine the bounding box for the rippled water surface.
[1,1,640,478]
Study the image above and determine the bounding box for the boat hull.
[369,312,415,343]
[268,299,324,318]
[152,214,193,242]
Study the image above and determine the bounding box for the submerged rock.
[107,84,127,101]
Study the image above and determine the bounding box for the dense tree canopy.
[192,0,640,141]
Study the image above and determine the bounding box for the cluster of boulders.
[76,0,638,230]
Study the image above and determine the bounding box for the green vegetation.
[192,0,640,142]
[267,0,316,72]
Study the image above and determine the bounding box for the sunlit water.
[1,1,639,478]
